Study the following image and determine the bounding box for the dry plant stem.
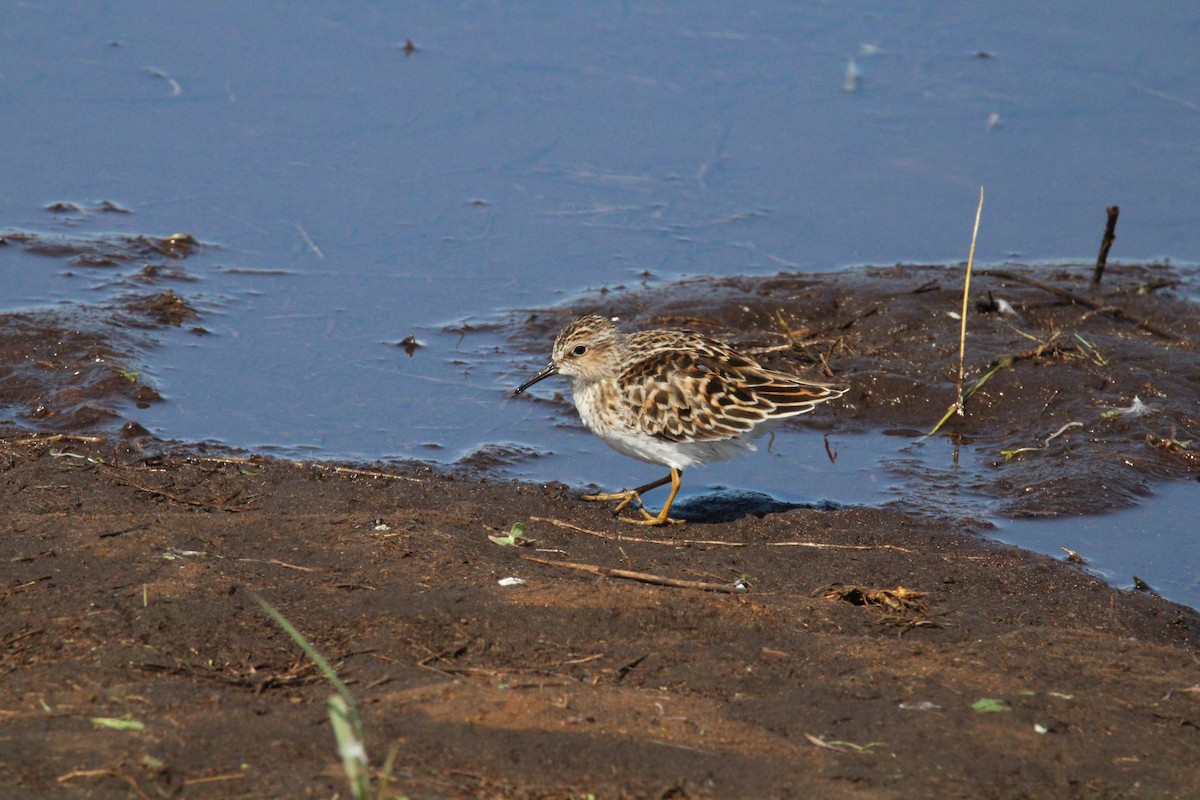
[58,769,152,800]
[2,433,105,446]
[533,515,736,546]
[329,465,421,482]
[956,187,985,415]
[818,336,843,377]
[238,557,317,573]
[1093,205,1120,285]
[528,516,913,552]
[978,269,1187,344]
[924,187,984,439]
[766,541,913,553]
[182,774,247,786]
[522,555,746,593]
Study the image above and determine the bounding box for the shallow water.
[3,3,1199,606]
[993,480,1200,604]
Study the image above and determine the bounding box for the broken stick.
[1092,205,1120,285]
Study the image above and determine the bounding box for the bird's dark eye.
[572,344,588,356]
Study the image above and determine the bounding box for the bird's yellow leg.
[623,468,684,526]
[582,473,673,514]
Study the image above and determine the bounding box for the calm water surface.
[2,3,1198,605]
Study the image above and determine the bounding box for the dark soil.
[2,434,1199,799]
[3,261,1200,799]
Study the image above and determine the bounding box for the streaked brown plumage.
[515,315,845,525]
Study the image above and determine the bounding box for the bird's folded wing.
[619,350,843,443]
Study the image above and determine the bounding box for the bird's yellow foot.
[581,489,633,502]
[620,506,683,526]
[583,470,682,525]
[620,514,683,526]
[582,489,643,515]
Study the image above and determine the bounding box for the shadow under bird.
[514,315,846,525]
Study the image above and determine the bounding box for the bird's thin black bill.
[514,363,558,395]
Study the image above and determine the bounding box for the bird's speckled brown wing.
[616,332,845,443]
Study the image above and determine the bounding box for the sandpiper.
[515,315,846,525]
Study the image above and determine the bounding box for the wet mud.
[1,229,205,430]
[2,261,1200,798]
[0,294,201,431]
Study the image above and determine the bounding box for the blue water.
[2,3,1198,607]
[992,479,1200,603]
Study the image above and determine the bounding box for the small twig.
[1,627,44,648]
[98,521,153,539]
[329,465,422,482]
[529,516,911,552]
[182,774,248,786]
[978,269,1188,344]
[0,578,50,603]
[616,653,649,681]
[58,769,116,782]
[522,556,748,593]
[818,336,843,377]
[236,557,319,573]
[562,652,606,666]
[2,433,105,446]
[766,309,828,367]
[765,541,913,553]
[58,768,152,800]
[530,516,746,546]
[1092,205,1120,285]
[1039,389,1060,415]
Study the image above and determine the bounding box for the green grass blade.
[329,695,372,799]
[252,593,363,738]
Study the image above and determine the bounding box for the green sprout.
[489,522,530,547]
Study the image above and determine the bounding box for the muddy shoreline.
[3,261,1200,797]
[2,430,1199,798]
